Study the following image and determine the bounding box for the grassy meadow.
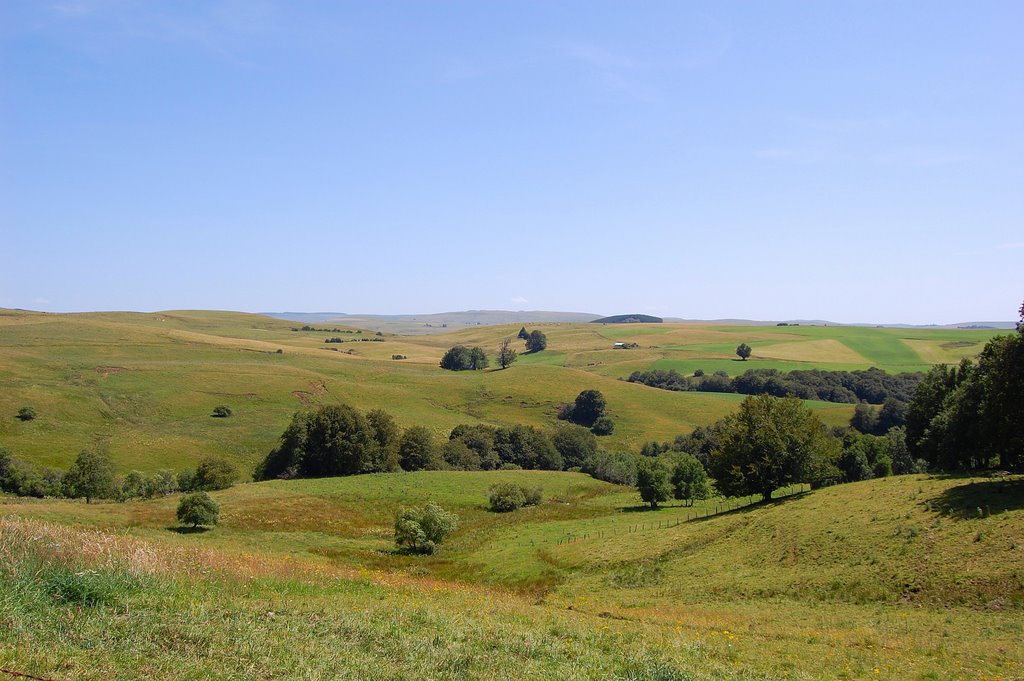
[0,309,1003,474]
[2,471,1021,679]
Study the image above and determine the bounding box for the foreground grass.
[2,472,1022,678]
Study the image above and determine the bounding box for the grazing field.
[0,309,1003,473]
[2,471,1021,679]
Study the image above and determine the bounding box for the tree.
[488,483,542,512]
[365,409,401,472]
[192,456,238,491]
[441,440,481,470]
[63,450,116,504]
[176,491,219,528]
[399,426,441,471]
[669,454,710,506]
[570,389,606,427]
[736,343,752,361]
[16,407,36,421]
[146,469,178,497]
[211,405,232,418]
[526,329,547,353]
[119,470,148,500]
[469,347,489,370]
[497,337,518,369]
[636,458,671,509]
[708,395,839,500]
[517,326,529,340]
[394,503,458,554]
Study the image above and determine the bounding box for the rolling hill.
[0,308,1006,474]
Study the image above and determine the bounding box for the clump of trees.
[523,329,547,353]
[905,302,1023,472]
[177,491,220,528]
[487,482,542,512]
[439,345,489,371]
[255,404,402,479]
[394,503,458,554]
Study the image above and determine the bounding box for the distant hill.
[591,314,663,324]
[264,310,603,334]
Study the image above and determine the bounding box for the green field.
[0,309,1005,473]
[2,471,1021,679]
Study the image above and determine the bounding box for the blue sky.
[2,1,1021,324]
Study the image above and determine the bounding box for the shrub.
[119,470,148,500]
[591,417,615,435]
[176,491,219,528]
[394,503,458,554]
[488,482,526,512]
[211,405,232,418]
[16,406,36,421]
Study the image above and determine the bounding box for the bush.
[176,491,219,528]
[394,503,458,554]
[16,407,36,421]
[488,483,544,512]
[192,456,237,491]
[591,417,615,435]
[488,482,526,512]
[211,405,232,418]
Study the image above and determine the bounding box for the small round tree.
[211,405,232,418]
[591,416,615,436]
[177,491,220,528]
[394,503,458,554]
[16,407,37,422]
[636,458,671,509]
[736,343,752,361]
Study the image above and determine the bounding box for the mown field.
[0,309,1003,474]
[2,471,1021,679]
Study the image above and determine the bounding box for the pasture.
[0,309,1003,473]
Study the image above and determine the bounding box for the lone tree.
[211,405,232,418]
[63,450,116,504]
[709,395,839,500]
[569,389,607,427]
[736,343,752,361]
[497,337,518,369]
[16,407,36,421]
[517,326,530,340]
[176,491,220,528]
[525,330,548,353]
[636,458,671,509]
[394,503,458,554]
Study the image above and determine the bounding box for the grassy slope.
[2,471,1021,679]
[0,309,1004,472]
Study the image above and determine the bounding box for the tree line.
[0,448,238,503]
[628,366,922,406]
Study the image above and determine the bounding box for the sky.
[1,1,1021,325]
